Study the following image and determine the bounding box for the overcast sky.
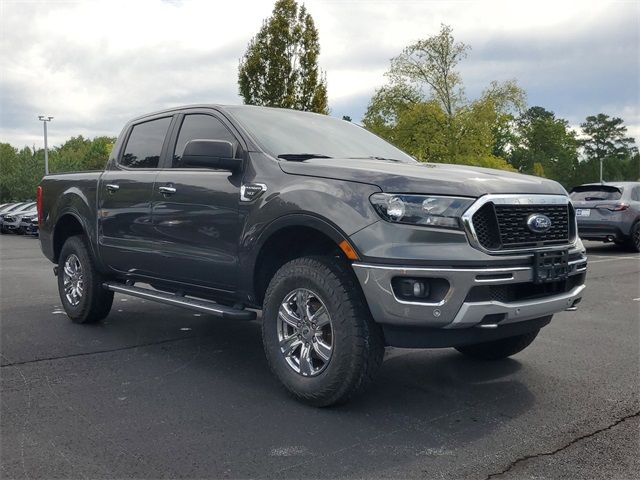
[1,0,638,148]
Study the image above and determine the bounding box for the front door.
[150,112,243,292]
[98,115,173,275]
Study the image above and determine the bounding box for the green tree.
[0,143,19,202]
[0,146,42,202]
[0,136,115,202]
[579,114,637,183]
[387,24,469,117]
[509,107,579,187]
[363,24,523,171]
[238,0,328,113]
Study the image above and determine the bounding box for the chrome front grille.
[463,195,576,253]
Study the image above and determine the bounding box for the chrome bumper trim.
[352,257,586,328]
[447,284,586,329]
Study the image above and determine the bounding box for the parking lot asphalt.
[1,234,638,479]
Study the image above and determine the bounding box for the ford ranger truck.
[37,105,587,406]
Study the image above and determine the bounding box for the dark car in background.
[570,182,640,251]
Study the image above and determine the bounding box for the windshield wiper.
[349,156,403,162]
[277,153,333,161]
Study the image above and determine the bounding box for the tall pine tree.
[238,0,328,114]
[579,114,637,183]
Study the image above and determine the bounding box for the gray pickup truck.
[38,105,587,406]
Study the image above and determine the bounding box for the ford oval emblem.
[527,214,552,233]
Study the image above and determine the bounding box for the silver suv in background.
[0,202,34,234]
[570,182,640,252]
[18,211,39,236]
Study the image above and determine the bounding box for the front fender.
[237,177,382,302]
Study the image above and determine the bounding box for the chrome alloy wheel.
[277,288,333,377]
[63,254,84,307]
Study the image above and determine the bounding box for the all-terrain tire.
[262,256,384,407]
[57,235,113,324]
[455,329,540,360]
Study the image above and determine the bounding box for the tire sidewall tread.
[57,235,113,324]
[262,255,384,407]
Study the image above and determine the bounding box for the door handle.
[158,186,177,195]
[105,184,120,193]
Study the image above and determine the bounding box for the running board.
[102,282,256,321]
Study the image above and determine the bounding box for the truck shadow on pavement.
[2,300,537,479]
[93,304,534,473]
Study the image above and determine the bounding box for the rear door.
[98,115,174,275]
[149,110,244,292]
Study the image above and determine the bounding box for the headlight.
[370,194,474,229]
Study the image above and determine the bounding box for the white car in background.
[0,203,36,234]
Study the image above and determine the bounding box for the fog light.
[395,278,430,300]
[392,277,450,303]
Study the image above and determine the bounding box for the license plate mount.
[534,250,570,284]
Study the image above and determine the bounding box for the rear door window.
[570,186,622,201]
[121,117,172,169]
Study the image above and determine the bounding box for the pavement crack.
[0,336,198,368]
[483,410,640,480]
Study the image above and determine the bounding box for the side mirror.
[181,139,242,171]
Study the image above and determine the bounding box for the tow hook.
[53,265,59,277]
[565,298,581,312]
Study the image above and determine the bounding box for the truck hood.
[279,158,567,197]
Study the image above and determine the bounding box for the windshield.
[14,202,36,212]
[570,186,622,201]
[227,106,416,163]
[1,203,26,213]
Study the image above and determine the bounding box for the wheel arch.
[248,214,360,307]
[52,211,93,263]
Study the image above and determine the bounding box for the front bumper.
[2,221,20,232]
[20,222,38,234]
[352,254,587,330]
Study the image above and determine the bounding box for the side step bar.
[102,282,256,321]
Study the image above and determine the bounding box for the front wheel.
[57,235,114,324]
[262,256,384,407]
[455,328,541,360]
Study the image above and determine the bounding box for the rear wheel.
[626,222,640,253]
[57,235,113,323]
[455,328,541,360]
[262,256,384,407]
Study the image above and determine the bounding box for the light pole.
[38,115,53,175]
[599,157,604,184]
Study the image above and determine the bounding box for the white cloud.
[0,0,638,147]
